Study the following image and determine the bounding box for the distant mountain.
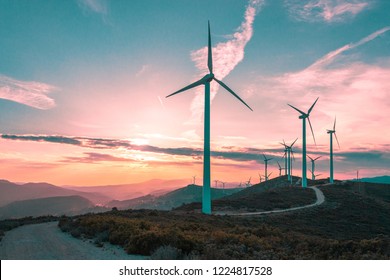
[0,180,111,207]
[63,179,189,201]
[0,196,107,219]
[357,175,390,185]
[107,184,243,210]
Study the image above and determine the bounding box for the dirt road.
[0,222,146,260]
[217,186,325,216]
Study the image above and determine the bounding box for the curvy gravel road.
[0,222,146,260]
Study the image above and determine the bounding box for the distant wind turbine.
[308,155,321,181]
[280,138,298,183]
[192,175,196,185]
[288,97,319,188]
[263,154,273,182]
[277,161,283,177]
[166,22,252,214]
[258,172,264,183]
[327,117,340,183]
[309,169,322,180]
[246,177,252,187]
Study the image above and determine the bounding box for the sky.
[0,0,389,187]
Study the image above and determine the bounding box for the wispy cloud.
[250,26,390,152]
[0,75,57,110]
[77,0,108,15]
[309,26,390,69]
[188,0,265,124]
[62,152,135,164]
[286,0,370,22]
[2,133,389,171]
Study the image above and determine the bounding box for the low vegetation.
[58,183,390,260]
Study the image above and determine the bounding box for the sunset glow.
[0,0,389,187]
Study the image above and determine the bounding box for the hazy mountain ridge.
[357,175,390,185]
[63,178,189,200]
[0,196,108,219]
[107,184,243,210]
[0,179,110,207]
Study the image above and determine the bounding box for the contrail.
[188,0,265,124]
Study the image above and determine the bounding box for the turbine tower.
[166,21,252,214]
[263,154,273,182]
[277,161,283,177]
[308,155,321,181]
[288,97,319,188]
[246,177,252,187]
[280,138,298,183]
[309,169,322,180]
[327,117,340,183]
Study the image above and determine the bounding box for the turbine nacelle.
[298,114,309,119]
[202,73,215,83]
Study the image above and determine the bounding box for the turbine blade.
[291,138,298,147]
[288,104,306,115]
[214,77,253,111]
[315,156,321,161]
[333,116,336,131]
[307,117,317,145]
[334,132,340,149]
[308,155,313,161]
[166,77,205,98]
[277,161,281,168]
[208,21,213,74]
[308,97,319,114]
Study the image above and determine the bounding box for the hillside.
[56,180,390,259]
[0,180,110,207]
[107,184,242,210]
[64,179,189,201]
[176,176,317,212]
[0,196,107,219]
[358,175,390,185]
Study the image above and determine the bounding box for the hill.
[0,196,107,219]
[107,184,242,210]
[63,179,189,201]
[358,175,390,185]
[0,180,110,207]
[176,176,318,212]
[56,180,390,259]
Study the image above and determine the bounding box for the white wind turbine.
[246,177,252,187]
[277,161,283,177]
[288,97,319,188]
[327,117,340,183]
[308,155,321,181]
[262,154,273,182]
[280,138,298,183]
[166,22,252,214]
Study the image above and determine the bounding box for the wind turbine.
[192,175,196,185]
[263,154,273,182]
[214,180,219,188]
[280,138,298,183]
[276,161,283,177]
[246,177,252,187]
[266,171,273,181]
[327,117,340,183]
[258,172,264,183]
[166,21,252,214]
[288,97,319,188]
[309,169,322,180]
[308,155,321,180]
